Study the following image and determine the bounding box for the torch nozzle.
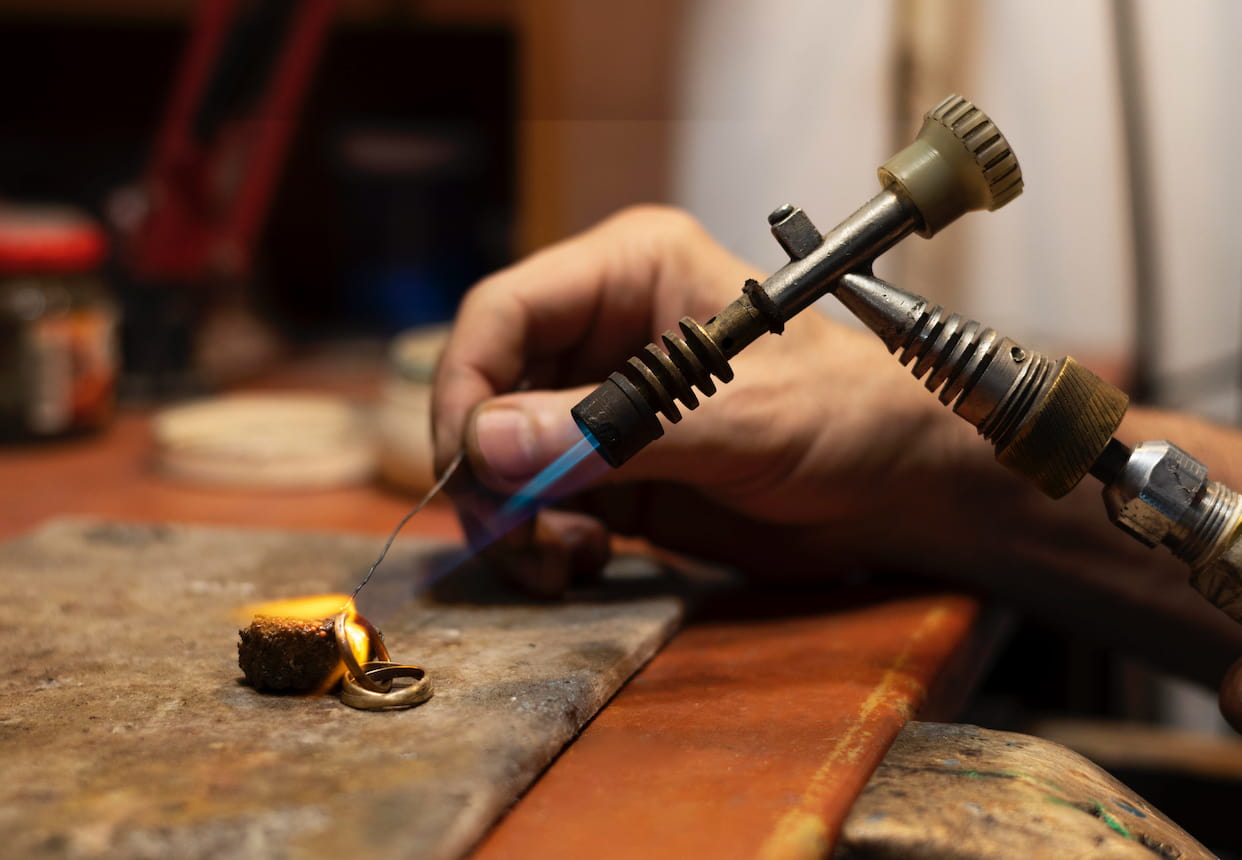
[571,293,774,467]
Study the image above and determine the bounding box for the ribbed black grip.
[572,317,733,467]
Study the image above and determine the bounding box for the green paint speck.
[1043,796,1132,840]
[1095,806,1131,839]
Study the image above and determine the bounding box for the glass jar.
[0,204,118,439]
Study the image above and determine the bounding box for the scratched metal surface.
[0,519,682,860]
[835,722,1215,859]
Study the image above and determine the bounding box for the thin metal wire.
[347,450,464,602]
[332,454,461,710]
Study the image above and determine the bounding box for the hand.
[433,205,1242,697]
[433,205,992,592]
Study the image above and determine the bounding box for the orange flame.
[238,593,374,694]
[238,593,353,622]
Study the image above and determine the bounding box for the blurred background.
[5,0,1239,410]
[3,0,1241,847]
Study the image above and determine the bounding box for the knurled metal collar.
[926,94,1023,210]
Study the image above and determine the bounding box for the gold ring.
[340,663,434,710]
[355,660,419,683]
[334,611,392,693]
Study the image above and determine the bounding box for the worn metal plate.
[0,519,682,859]
[835,721,1215,860]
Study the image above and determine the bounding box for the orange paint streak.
[755,605,950,859]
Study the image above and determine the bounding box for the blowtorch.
[570,94,1242,626]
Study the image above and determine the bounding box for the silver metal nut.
[1102,441,1207,547]
[769,206,822,261]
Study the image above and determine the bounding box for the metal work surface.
[0,399,993,857]
[0,519,681,859]
[835,722,1214,860]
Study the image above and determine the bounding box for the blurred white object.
[154,393,375,490]
[673,0,1242,418]
[376,325,449,494]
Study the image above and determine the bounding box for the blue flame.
[486,431,608,538]
[382,426,612,600]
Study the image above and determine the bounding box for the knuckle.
[609,204,703,240]
[458,273,502,312]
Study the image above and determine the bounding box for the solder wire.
[347,450,465,602]
[350,426,607,601]
[486,434,604,539]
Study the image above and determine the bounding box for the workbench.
[0,367,990,859]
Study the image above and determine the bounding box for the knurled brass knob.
[994,357,1129,499]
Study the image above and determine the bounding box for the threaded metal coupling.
[836,272,1127,498]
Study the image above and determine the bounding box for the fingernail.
[474,405,540,482]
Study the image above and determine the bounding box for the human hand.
[432,205,1004,594]
[431,203,1242,715]
[432,204,1242,699]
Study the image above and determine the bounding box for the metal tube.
[572,95,1023,468]
[759,189,918,319]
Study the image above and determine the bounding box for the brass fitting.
[992,357,1129,499]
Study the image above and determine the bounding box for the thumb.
[467,389,604,494]
[469,384,742,495]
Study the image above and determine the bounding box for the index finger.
[431,206,745,473]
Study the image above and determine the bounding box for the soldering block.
[237,615,342,692]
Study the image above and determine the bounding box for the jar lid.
[389,324,449,383]
[0,204,107,274]
[153,393,377,490]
